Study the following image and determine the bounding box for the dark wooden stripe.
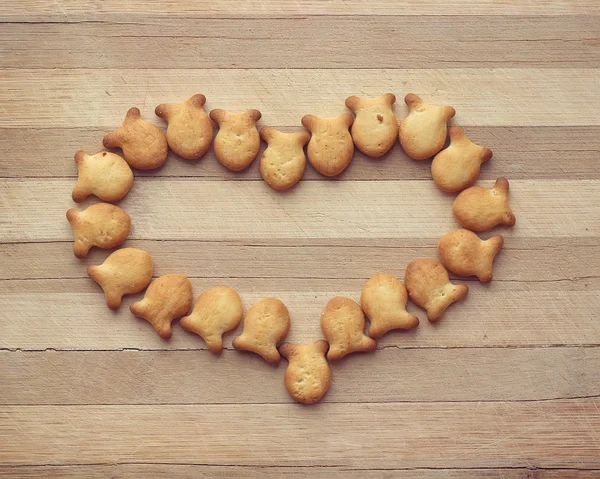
[1,16,598,69]
[1,238,598,282]
[1,126,599,179]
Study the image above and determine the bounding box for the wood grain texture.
[1,401,599,468]
[2,0,599,18]
[2,277,599,350]
[1,0,599,474]
[3,16,598,69]
[2,127,600,180]
[2,179,599,242]
[2,238,598,281]
[2,348,599,405]
[1,69,599,128]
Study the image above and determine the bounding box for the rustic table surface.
[1,1,600,478]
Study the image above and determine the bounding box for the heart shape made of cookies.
[67,93,515,404]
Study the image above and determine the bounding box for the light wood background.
[1,1,600,477]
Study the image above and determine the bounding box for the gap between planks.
[3,344,600,351]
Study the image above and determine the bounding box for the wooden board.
[2,348,599,404]
[1,0,599,18]
[3,126,600,179]
[3,17,600,69]
[1,2,600,477]
[1,401,600,469]
[1,69,599,127]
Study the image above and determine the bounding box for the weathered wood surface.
[1,1,599,475]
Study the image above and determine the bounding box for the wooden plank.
[2,17,598,69]
[2,127,600,180]
[1,401,599,468]
[1,179,599,242]
[2,348,598,405]
[0,465,598,479]
[0,69,599,128]
[1,0,598,19]
[1,277,598,350]
[1,238,598,283]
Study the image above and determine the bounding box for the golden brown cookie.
[438,229,504,283]
[405,258,468,322]
[155,94,213,160]
[130,274,193,339]
[66,203,131,259]
[431,126,493,193]
[72,150,133,203]
[209,109,262,171]
[301,113,354,176]
[279,340,331,405]
[399,93,455,160]
[345,93,397,157]
[232,297,290,364]
[259,127,311,191]
[360,273,419,339]
[103,107,168,170]
[453,177,516,232]
[179,286,244,353]
[320,296,376,361]
[88,248,153,310]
